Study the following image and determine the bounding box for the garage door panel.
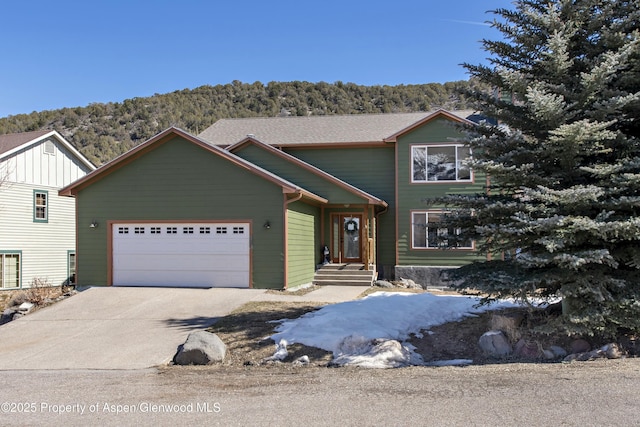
[112,223,250,288]
[114,254,249,271]
[113,270,249,288]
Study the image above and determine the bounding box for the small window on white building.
[34,190,48,222]
[1,252,21,288]
[68,251,76,285]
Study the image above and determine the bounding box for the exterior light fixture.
[90,221,99,228]
[263,221,271,229]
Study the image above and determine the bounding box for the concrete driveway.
[0,287,268,370]
[0,285,366,370]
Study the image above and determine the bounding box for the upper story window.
[412,145,472,183]
[33,190,48,222]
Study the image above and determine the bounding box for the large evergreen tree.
[438,0,640,337]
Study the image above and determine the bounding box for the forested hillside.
[0,80,478,165]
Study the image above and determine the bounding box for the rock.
[12,312,24,321]
[375,280,394,289]
[549,346,568,358]
[490,312,524,342]
[570,339,591,354]
[564,349,607,362]
[601,343,623,359]
[479,331,512,357]
[542,349,556,360]
[400,278,423,289]
[17,302,35,313]
[174,331,226,365]
[262,339,289,362]
[514,339,541,359]
[1,308,16,325]
[292,355,310,366]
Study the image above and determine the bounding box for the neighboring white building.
[0,130,95,289]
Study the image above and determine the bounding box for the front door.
[332,214,363,263]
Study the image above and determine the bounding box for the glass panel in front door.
[343,216,360,260]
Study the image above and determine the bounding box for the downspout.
[282,191,304,289]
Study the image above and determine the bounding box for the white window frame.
[411,144,472,183]
[411,211,473,250]
[1,252,21,289]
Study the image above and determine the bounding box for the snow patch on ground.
[270,292,520,368]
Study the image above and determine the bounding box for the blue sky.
[0,1,513,118]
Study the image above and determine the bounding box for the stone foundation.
[393,266,457,289]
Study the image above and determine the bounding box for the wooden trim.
[320,205,326,248]
[395,139,399,266]
[384,109,477,142]
[362,210,369,271]
[274,141,391,150]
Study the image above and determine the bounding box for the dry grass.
[206,301,333,367]
[1,281,74,312]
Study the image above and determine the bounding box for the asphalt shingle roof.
[0,130,51,156]
[199,110,479,146]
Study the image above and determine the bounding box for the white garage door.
[112,223,250,288]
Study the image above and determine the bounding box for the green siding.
[286,201,320,288]
[234,143,368,205]
[76,136,287,289]
[284,145,396,270]
[396,118,486,266]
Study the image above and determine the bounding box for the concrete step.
[313,279,373,286]
[315,271,373,278]
[313,263,375,286]
[318,263,367,271]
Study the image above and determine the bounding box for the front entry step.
[313,263,375,286]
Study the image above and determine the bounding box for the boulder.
[375,280,394,289]
[549,345,568,359]
[292,355,310,366]
[174,331,226,365]
[570,339,591,354]
[400,278,423,290]
[601,343,623,359]
[479,330,512,357]
[514,339,541,359]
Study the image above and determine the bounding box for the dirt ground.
[207,287,639,368]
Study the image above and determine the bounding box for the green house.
[60,109,486,289]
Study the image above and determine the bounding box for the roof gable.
[228,137,387,207]
[382,109,478,142]
[0,130,95,170]
[59,127,326,204]
[199,110,479,147]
